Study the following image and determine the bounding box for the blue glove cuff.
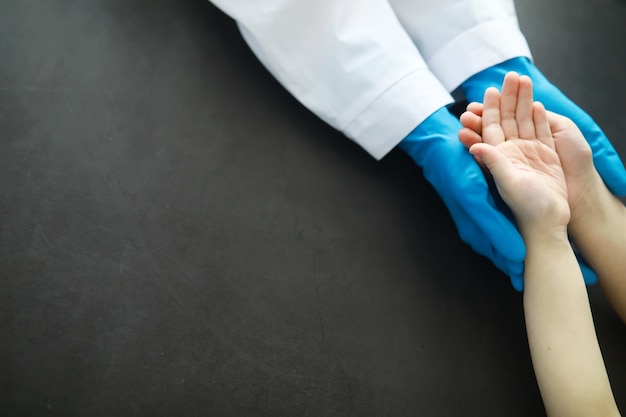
[461,57,536,98]
[400,107,459,148]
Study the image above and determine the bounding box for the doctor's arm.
[206,0,526,286]
[208,0,452,158]
[464,73,620,417]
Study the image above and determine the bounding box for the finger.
[459,111,482,134]
[516,75,536,139]
[532,102,555,149]
[470,143,515,189]
[458,127,483,148]
[458,127,487,171]
[499,72,520,140]
[466,102,483,117]
[482,87,505,146]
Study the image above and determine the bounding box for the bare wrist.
[568,173,621,239]
[569,172,608,226]
[520,223,569,247]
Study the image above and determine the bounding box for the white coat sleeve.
[207,0,454,160]
[387,0,533,92]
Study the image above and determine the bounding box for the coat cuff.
[343,66,453,160]
[427,18,533,92]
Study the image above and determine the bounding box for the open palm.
[461,73,570,232]
[460,99,596,220]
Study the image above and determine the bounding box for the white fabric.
[209,0,532,160]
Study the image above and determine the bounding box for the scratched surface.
[0,1,625,416]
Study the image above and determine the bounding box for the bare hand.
[459,72,570,234]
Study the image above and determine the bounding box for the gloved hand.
[461,56,626,287]
[399,106,526,290]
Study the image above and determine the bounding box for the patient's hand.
[459,72,570,235]
[459,74,605,228]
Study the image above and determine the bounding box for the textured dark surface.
[1,1,625,416]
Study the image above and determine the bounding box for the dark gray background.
[1,1,625,416]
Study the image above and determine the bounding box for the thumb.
[469,143,513,186]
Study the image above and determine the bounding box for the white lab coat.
[209,0,532,159]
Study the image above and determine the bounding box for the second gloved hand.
[399,106,526,290]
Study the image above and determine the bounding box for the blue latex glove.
[461,57,626,287]
[399,106,526,290]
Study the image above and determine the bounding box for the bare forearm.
[522,234,619,417]
[569,180,626,324]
